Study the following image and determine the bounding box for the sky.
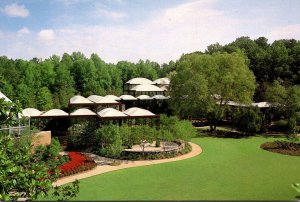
[0,0,300,64]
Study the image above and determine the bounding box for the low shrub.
[260,140,300,156]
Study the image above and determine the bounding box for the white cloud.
[266,24,300,42]
[17,27,30,35]
[2,3,30,18]
[38,29,56,41]
[1,1,300,64]
[97,8,127,20]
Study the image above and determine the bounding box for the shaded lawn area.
[45,136,300,200]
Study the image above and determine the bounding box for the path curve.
[53,142,202,186]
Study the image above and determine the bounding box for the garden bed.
[260,141,300,156]
[119,141,191,160]
[49,152,97,178]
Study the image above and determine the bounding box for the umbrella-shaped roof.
[97,97,119,104]
[131,84,164,92]
[105,95,120,101]
[251,102,271,108]
[153,77,170,85]
[119,94,138,100]
[22,108,43,117]
[40,109,69,117]
[124,107,155,117]
[137,95,153,100]
[70,95,93,104]
[152,95,169,100]
[126,77,154,85]
[87,95,104,103]
[98,108,127,118]
[70,108,96,116]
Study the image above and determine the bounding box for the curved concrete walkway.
[53,142,202,186]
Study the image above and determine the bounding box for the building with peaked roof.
[22,108,43,118]
[124,107,156,117]
[69,95,93,105]
[97,108,127,119]
[70,108,97,117]
[40,109,69,118]
[87,95,104,103]
[129,84,164,96]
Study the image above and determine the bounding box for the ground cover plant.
[43,136,300,200]
[57,152,97,177]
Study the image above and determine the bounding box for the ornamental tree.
[170,51,256,131]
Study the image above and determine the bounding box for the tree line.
[0,36,299,111]
[0,53,173,110]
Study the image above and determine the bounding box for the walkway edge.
[53,142,202,186]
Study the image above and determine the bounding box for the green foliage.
[160,114,195,141]
[266,81,300,133]
[170,51,256,131]
[0,99,22,126]
[96,124,123,158]
[52,180,80,201]
[35,137,62,160]
[67,121,97,149]
[273,119,289,132]
[0,135,79,200]
[119,124,136,148]
[232,107,262,134]
[173,119,197,140]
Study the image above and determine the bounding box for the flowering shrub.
[49,152,97,178]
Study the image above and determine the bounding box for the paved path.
[53,142,202,186]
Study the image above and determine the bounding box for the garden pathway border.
[53,142,202,186]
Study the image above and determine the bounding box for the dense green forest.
[0,36,300,110]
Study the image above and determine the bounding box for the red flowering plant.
[49,152,97,178]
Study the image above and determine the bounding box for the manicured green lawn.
[46,136,300,200]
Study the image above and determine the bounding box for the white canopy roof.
[251,102,271,108]
[119,94,138,100]
[217,100,246,107]
[70,108,96,116]
[40,109,69,117]
[137,95,153,100]
[124,107,155,117]
[22,108,43,117]
[105,95,120,101]
[152,95,169,100]
[87,95,104,103]
[98,108,127,117]
[97,97,119,104]
[70,95,93,104]
[126,77,154,85]
[0,91,11,102]
[153,77,170,85]
[131,84,164,92]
